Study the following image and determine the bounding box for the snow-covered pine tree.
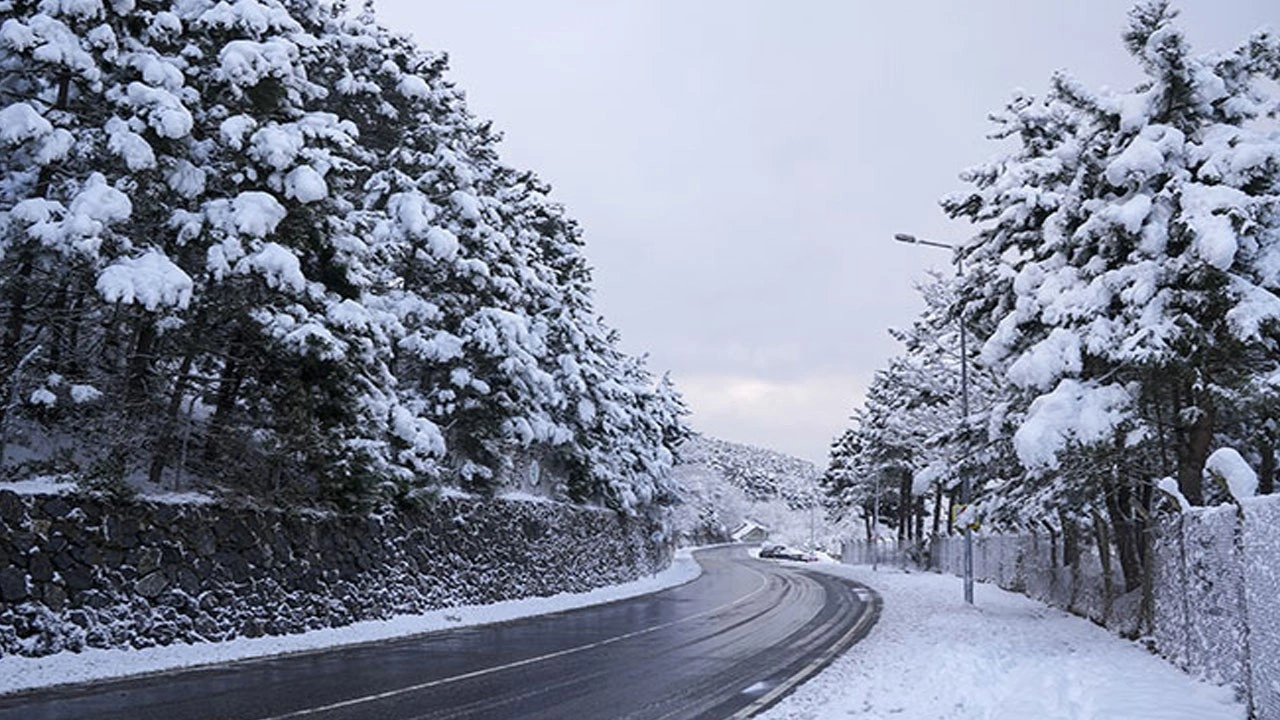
[944,1,1280,589]
[0,0,203,481]
[0,0,688,513]
[322,8,588,495]
[307,2,688,509]
[145,0,417,504]
[823,268,1009,541]
[821,428,871,535]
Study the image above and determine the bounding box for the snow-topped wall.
[0,491,669,658]
[915,496,1280,717]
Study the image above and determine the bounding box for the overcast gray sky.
[372,1,1275,464]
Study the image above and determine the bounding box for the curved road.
[0,546,879,720]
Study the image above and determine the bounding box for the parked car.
[758,544,818,562]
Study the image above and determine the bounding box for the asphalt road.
[0,546,880,720]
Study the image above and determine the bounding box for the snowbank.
[761,564,1244,720]
[910,494,1280,717]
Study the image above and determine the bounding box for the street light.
[871,472,880,571]
[808,479,816,552]
[894,232,975,605]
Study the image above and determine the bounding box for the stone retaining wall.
[0,491,669,657]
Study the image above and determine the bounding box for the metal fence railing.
[840,538,915,568]
[840,497,1280,719]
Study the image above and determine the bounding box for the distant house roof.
[731,520,770,542]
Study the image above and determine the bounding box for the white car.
[758,544,819,562]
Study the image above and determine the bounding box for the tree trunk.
[915,495,925,542]
[898,472,911,542]
[62,288,84,377]
[1105,469,1144,593]
[1139,484,1157,638]
[3,258,32,365]
[1060,511,1082,612]
[931,483,942,537]
[0,255,35,465]
[1175,396,1213,506]
[126,319,157,405]
[1092,509,1115,623]
[1043,520,1059,567]
[1260,440,1275,495]
[148,351,197,487]
[1060,510,1079,567]
[204,353,244,463]
[947,486,958,535]
[48,283,68,371]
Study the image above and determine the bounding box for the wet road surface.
[0,546,879,719]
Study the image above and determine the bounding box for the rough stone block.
[0,567,28,603]
[135,571,169,599]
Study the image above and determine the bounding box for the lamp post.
[871,472,880,571]
[894,232,974,605]
[808,482,816,552]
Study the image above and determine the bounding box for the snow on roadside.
[0,548,703,696]
[136,490,216,505]
[762,564,1244,720]
[0,477,216,504]
[0,478,78,496]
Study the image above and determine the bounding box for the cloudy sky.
[373,1,1275,464]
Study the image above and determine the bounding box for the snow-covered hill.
[671,434,833,548]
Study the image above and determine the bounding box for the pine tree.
[939,0,1280,589]
[0,0,688,514]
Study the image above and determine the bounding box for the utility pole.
[894,233,974,605]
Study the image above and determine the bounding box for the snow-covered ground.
[762,563,1245,720]
[0,548,703,695]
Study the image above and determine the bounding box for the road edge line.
[730,580,884,719]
